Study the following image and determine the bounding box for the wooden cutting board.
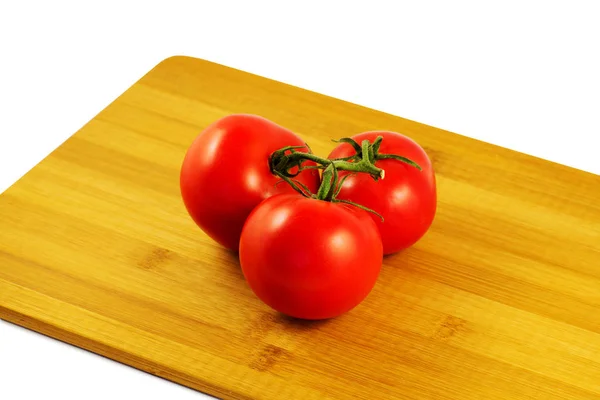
[1,56,599,400]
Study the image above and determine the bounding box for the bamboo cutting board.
[1,56,600,400]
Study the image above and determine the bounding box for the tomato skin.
[180,114,320,251]
[328,131,436,255]
[239,194,383,320]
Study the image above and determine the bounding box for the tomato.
[180,114,320,250]
[328,131,436,255]
[239,194,383,320]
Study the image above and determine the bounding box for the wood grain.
[1,56,599,399]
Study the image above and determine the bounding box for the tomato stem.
[269,135,421,219]
[334,199,384,221]
[270,140,385,181]
[316,163,336,201]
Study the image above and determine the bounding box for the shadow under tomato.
[213,245,246,281]
[275,313,333,331]
[383,247,410,260]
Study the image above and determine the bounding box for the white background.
[1,1,598,399]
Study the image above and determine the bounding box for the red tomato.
[180,114,320,250]
[239,194,383,320]
[328,131,436,255]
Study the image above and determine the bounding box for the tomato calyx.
[269,136,421,220]
[333,136,423,171]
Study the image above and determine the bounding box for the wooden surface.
[1,56,600,400]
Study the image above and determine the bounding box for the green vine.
[269,135,421,220]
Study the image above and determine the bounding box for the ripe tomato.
[328,131,436,255]
[180,114,320,250]
[239,194,383,320]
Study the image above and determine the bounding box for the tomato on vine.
[180,114,320,250]
[240,148,386,320]
[328,131,436,255]
[239,193,383,320]
[181,115,433,320]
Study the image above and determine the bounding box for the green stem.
[336,135,422,171]
[372,135,383,154]
[377,154,422,170]
[334,199,384,222]
[270,142,384,180]
[316,164,335,200]
[273,171,313,197]
[269,135,420,220]
[325,164,339,201]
